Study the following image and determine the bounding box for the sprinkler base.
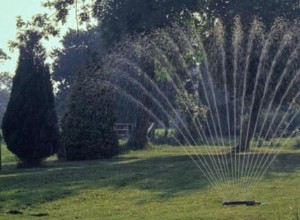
[223,200,261,206]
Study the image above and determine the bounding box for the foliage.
[93,0,202,47]
[104,24,210,148]
[10,0,299,154]
[31,1,203,44]
[59,67,119,161]
[8,1,208,152]
[293,138,300,149]
[43,0,205,121]
[176,91,207,121]
[200,18,300,152]
[242,110,299,140]
[205,0,300,30]
[0,72,12,89]
[1,31,60,167]
[155,128,175,137]
[9,0,204,50]
[42,0,94,26]
[0,73,12,124]
[0,49,10,61]
[51,27,104,116]
[11,0,300,50]
[0,142,18,164]
[0,50,12,124]
[152,129,177,145]
[292,128,300,137]
[176,89,208,145]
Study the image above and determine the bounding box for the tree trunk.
[164,118,169,137]
[127,57,155,150]
[127,109,149,150]
[232,93,260,153]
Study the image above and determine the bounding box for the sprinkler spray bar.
[223,200,262,206]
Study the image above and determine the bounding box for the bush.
[59,68,119,161]
[293,138,300,149]
[242,110,298,140]
[292,128,300,137]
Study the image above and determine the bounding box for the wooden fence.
[114,123,133,139]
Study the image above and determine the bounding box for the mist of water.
[90,18,300,200]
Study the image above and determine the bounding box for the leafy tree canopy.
[93,0,203,46]
[51,27,104,116]
[9,0,300,49]
[0,49,10,61]
[206,0,300,29]
[0,49,12,125]
[10,0,204,48]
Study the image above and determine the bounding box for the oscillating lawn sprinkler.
[223,200,262,206]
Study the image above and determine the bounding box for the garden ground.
[0,138,299,219]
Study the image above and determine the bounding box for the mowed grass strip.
[0,139,299,219]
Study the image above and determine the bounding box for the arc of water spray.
[174,24,235,193]
[105,55,228,195]
[250,123,300,192]
[175,24,250,195]
[247,108,300,190]
[243,68,299,189]
[244,41,300,189]
[235,20,261,192]
[247,107,300,191]
[141,33,231,192]
[241,22,290,192]
[245,85,300,190]
[255,44,300,143]
[238,22,269,193]
[100,20,300,198]
[175,34,234,193]
[148,29,234,195]
[146,28,239,196]
[242,28,294,190]
[216,21,233,188]
[231,18,244,193]
[102,77,223,189]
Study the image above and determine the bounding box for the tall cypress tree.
[1,31,60,167]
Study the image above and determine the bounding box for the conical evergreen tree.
[59,67,119,161]
[1,31,60,167]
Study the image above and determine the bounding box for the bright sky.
[0,0,79,74]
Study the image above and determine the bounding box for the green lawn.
[0,139,299,219]
[1,142,18,164]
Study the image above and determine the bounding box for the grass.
[1,142,18,164]
[0,138,299,219]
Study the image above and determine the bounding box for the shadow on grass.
[0,152,299,210]
[266,153,300,173]
[0,154,211,209]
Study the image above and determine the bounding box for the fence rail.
[114,123,133,139]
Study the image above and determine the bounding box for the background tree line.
[1,0,300,167]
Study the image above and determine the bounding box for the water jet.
[96,18,300,200]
